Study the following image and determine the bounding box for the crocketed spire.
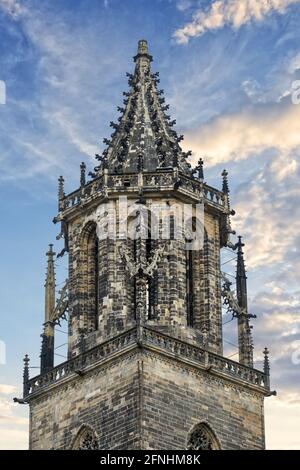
[93,40,192,175]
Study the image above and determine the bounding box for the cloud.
[174,0,300,44]
[233,153,300,269]
[0,384,17,394]
[0,384,29,449]
[289,52,300,73]
[242,79,267,103]
[0,0,24,18]
[0,3,130,187]
[0,429,28,450]
[176,0,193,12]
[182,99,300,286]
[265,397,300,449]
[183,102,300,168]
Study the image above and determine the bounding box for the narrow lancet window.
[186,248,194,327]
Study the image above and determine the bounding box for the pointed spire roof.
[45,244,55,286]
[236,236,247,310]
[236,236,246,280]
[95,40,192,175]
[222,169,229,194]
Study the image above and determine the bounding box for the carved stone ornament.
[72,426,99,450]
[187,424,220,450]
[119,242,167,278]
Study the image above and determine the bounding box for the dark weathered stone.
[23,40,270,450]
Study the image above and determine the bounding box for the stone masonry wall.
[141,351,265,450]
[67,197,223,357]
[29,348,265,450]
[29,351,140,450]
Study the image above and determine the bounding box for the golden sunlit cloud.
[174,0,300,44]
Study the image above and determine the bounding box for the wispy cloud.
[183,102,300,168]
[0,383,28,450]
[0,2,130,187]
[0,384,16,394]
[174,0,300,44]
[289,52,300,73]
[182,101,300,271]
[175,0,193,12]
[0,0,299,450]
[0,0,24,18]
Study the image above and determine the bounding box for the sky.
[0,0,300,450]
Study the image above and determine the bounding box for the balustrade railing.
[142,327,268,389]
[59,171,225,213]
[25,327,137,397]
[24,326,269,399]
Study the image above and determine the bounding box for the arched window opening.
[81,222,99,331]
[187,423,220,450]
[146,210,155,320]
[186,248,194,327]
[94,237,99,329]
[185,217,198,328]
[199,229,210,335]
[185,216,205,328]
[169,214,175,240]
[72,425,99,450]
[87,227,99,330]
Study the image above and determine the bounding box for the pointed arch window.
[186,247,194,327]
[146,209,156,320]
[185,217,198,328]
[81,222,99,331]
[187,423,220,450]
[72,425,99,450]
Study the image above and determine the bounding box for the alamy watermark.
[90,196,204,250]
[291,80,300,105]
[0,80,6,105]
[291,340,300,365]
[0,340,6,365]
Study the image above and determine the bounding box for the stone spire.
[80,162,86,187]
[40,244,56,374]
[236,236,253,367]
[93,40,192,175]
[222,169,229,194]
[193,157,204,181]
[263,347,270,388]
[58,176,65,211]
[23,354,30,397]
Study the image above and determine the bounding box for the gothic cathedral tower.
[19,41,272,450]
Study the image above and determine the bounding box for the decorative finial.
[45,243,56,288]
[193,158,204,181]
[23,353,30,368]
[263,347,270,376]
[46,243,55,259]
[237,236,245,252]
[236,236,246,280]
[222,169,229,194]
[23,354,30,397]
[58,176,65,210]
[80,162,86,187]
[138,39,148,55]
[134,39,152,63]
